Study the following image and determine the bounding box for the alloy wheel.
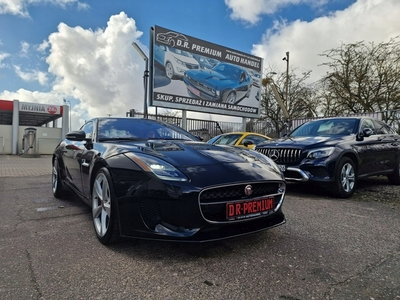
[340,162,355,193]
[92,172,111,237]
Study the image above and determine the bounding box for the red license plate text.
[226,197,275,220]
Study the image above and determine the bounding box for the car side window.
[80,121,94,139]
[215,134,241,145]
[240,135,268,145]
[373,120,394,134]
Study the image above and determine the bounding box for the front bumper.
[282,160,336,183]
[116,180,286,242]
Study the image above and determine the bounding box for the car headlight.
[307,147,335,159]
[125,153,188,182]
[174,57,185,66]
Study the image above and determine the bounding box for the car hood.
[186,69,234,87]
[96,140,284,183]
[169,53,198,65]
[257,135,352,148]
[111,141,267,165]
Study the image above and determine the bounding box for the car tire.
[332,157,356,198]
[52,158,67,199]
[92,168,120,245]
[224,91,236,104]
[165,62,175,79]
[387,159,400,185]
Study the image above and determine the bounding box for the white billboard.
[150,25,263,118]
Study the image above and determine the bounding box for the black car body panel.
[52,118,286,243]
[255,117,400,198]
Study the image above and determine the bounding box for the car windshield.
[290,119,357,137]
[168,47,191,57]
[211,134,242,145]
[97,118,199,141]
[212,64,241,81]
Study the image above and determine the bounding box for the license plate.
[277,164,286,172]
[226,197,275,220]
[187,85,201,97]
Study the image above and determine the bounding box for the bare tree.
[260,68,318,136]
[319,36,400,124]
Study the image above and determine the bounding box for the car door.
[63,121,94,196]
[77,121,96,198]
[62,141,85,193]
[356,118,396,176]
[372,119,400,171]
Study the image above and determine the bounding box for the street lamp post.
[282,51,289,104]
[132,42,149,119]
[63,99,71,131]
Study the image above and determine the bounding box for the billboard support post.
[132,42,149,119]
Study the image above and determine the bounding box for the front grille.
[256,148,302,164]
[199,182,284,223]
[200,182,279,203]
[185,63,199,70]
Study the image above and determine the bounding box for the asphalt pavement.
[0,155,399,300]
[0,154,52,177]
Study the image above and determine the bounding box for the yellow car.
[207,132,272,149]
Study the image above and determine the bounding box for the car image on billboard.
[183,62,253,105]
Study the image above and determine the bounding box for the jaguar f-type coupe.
[52,117,286,245]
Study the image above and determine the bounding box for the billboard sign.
[19,102,61,115]
[150,25,263,118]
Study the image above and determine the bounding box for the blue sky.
[0,0,399,129]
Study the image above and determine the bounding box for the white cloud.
[0,88,63,104]
[46,12,147,119]
[225,0,328,25]
[0,52,10,68]
[37,40,49,53]
[0,0,88,17]
[251,0,400,83]
[14,65,48,85]
[20,41,29,56]
[0,0,28,17]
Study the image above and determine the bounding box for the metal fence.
[128,109,400,141]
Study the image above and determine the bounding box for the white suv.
[154,45,199,79]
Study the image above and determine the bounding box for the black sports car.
[52,117,286,244]
[255,117,400,198]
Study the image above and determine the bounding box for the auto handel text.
[154,93,258,114]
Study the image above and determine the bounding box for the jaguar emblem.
[244,185,253,196]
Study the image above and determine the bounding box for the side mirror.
[242,140,254,147]
[362,128,373,137]
[66,130,87,141]
[357,127,373,141]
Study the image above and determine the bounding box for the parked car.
[183,62,253,104]
[154,44,199,79]
[255,117,400,198]
[249,71,261,87]
[52,117,286,244]
[208,132,271,149]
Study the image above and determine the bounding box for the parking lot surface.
[0,155,399,299]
